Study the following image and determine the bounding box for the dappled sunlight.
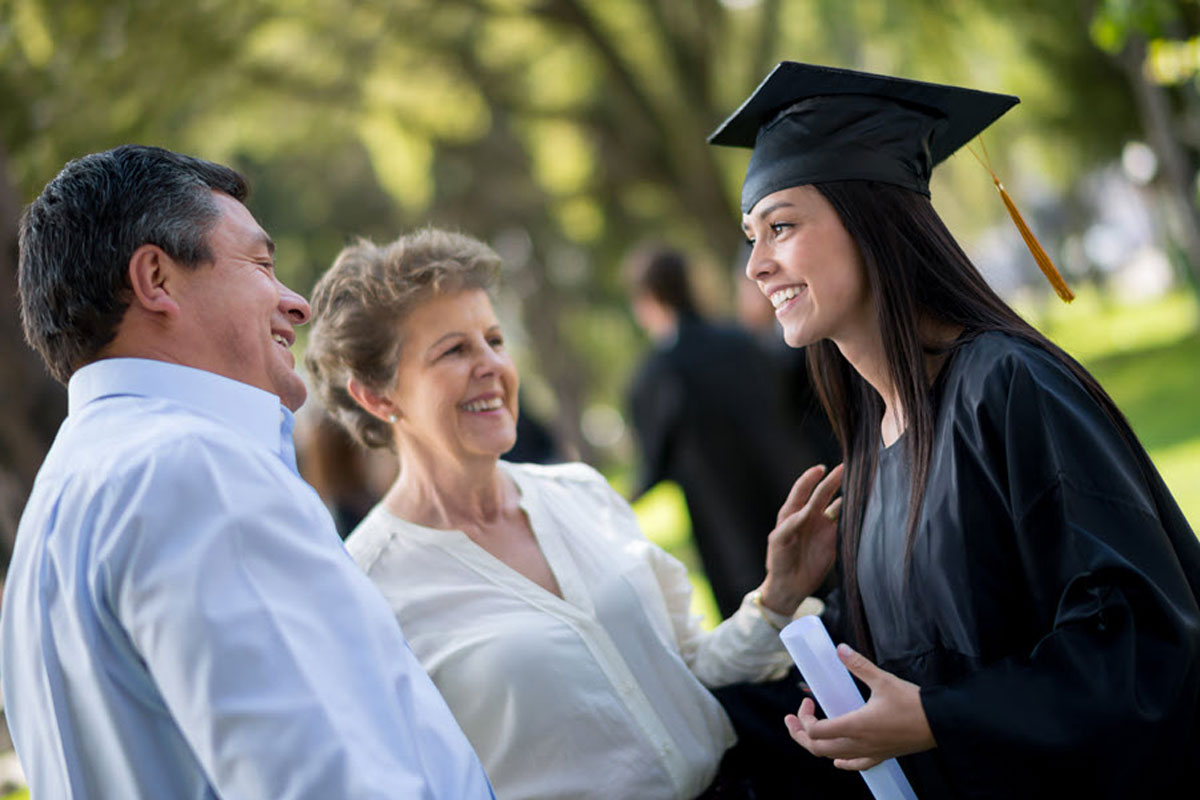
[357,113,435,211]
[1025,286,1199,362]
[520,118,594,196]
[552,196,605,242]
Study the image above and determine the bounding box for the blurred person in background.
[502,392,563,465]
[296,410,381,537]
[305,228,865,800]
[0,145,493,799]
[625,244,826,619]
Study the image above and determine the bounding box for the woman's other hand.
[758,463,843,615]
[784,643,936,770]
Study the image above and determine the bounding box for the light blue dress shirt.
[0,358,494,799]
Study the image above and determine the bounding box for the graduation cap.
[709,61,1073,301]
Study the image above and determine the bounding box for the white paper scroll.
[779,615,919,800]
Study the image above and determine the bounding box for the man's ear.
[127,244,182,316]
[347,377,399,423]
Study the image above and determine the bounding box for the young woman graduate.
[708,62,1200,799]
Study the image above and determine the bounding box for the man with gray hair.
[0,145,494,799]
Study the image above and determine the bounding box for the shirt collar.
[68,358,293,456]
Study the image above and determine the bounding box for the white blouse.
[346,461,795,800]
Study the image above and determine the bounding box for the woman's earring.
[388,414,398,424]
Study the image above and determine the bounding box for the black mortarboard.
[708,61,1019,213]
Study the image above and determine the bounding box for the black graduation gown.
[857,331,1200,799]
[629,315,818,618]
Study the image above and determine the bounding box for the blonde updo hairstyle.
[306,228,502,450]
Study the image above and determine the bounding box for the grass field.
[633,288,1200,630]
[1040,288,1200,525]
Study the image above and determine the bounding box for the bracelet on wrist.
[750,590,786,632]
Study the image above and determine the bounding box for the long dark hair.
[808,180,1134,657]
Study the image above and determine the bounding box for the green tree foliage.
[973,0,1200,296]
[1089,0,1197,53]
[2,0,1196,566]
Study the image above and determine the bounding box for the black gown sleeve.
[919,349,1200,798]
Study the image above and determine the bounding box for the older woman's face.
[741,184,870,348]
[389,288,519,465]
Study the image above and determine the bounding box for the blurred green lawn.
[1036,288,1200,526]
[632,288,1200,631]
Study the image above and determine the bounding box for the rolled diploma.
[780,615,919,800]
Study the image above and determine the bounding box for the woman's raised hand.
[758,463,843,615]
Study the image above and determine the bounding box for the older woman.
[304,228,848,800]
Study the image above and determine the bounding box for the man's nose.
[280,283,311,325]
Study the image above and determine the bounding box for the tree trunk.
[1116,35,1200,302]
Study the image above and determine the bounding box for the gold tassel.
[968,138,1074,303]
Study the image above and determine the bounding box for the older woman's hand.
[757,463,843,615]
[784,643,936,770]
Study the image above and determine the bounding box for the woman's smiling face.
[388,288,519,466]
[742,184,871,348]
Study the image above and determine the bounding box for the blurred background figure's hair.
[624,243,699,317]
